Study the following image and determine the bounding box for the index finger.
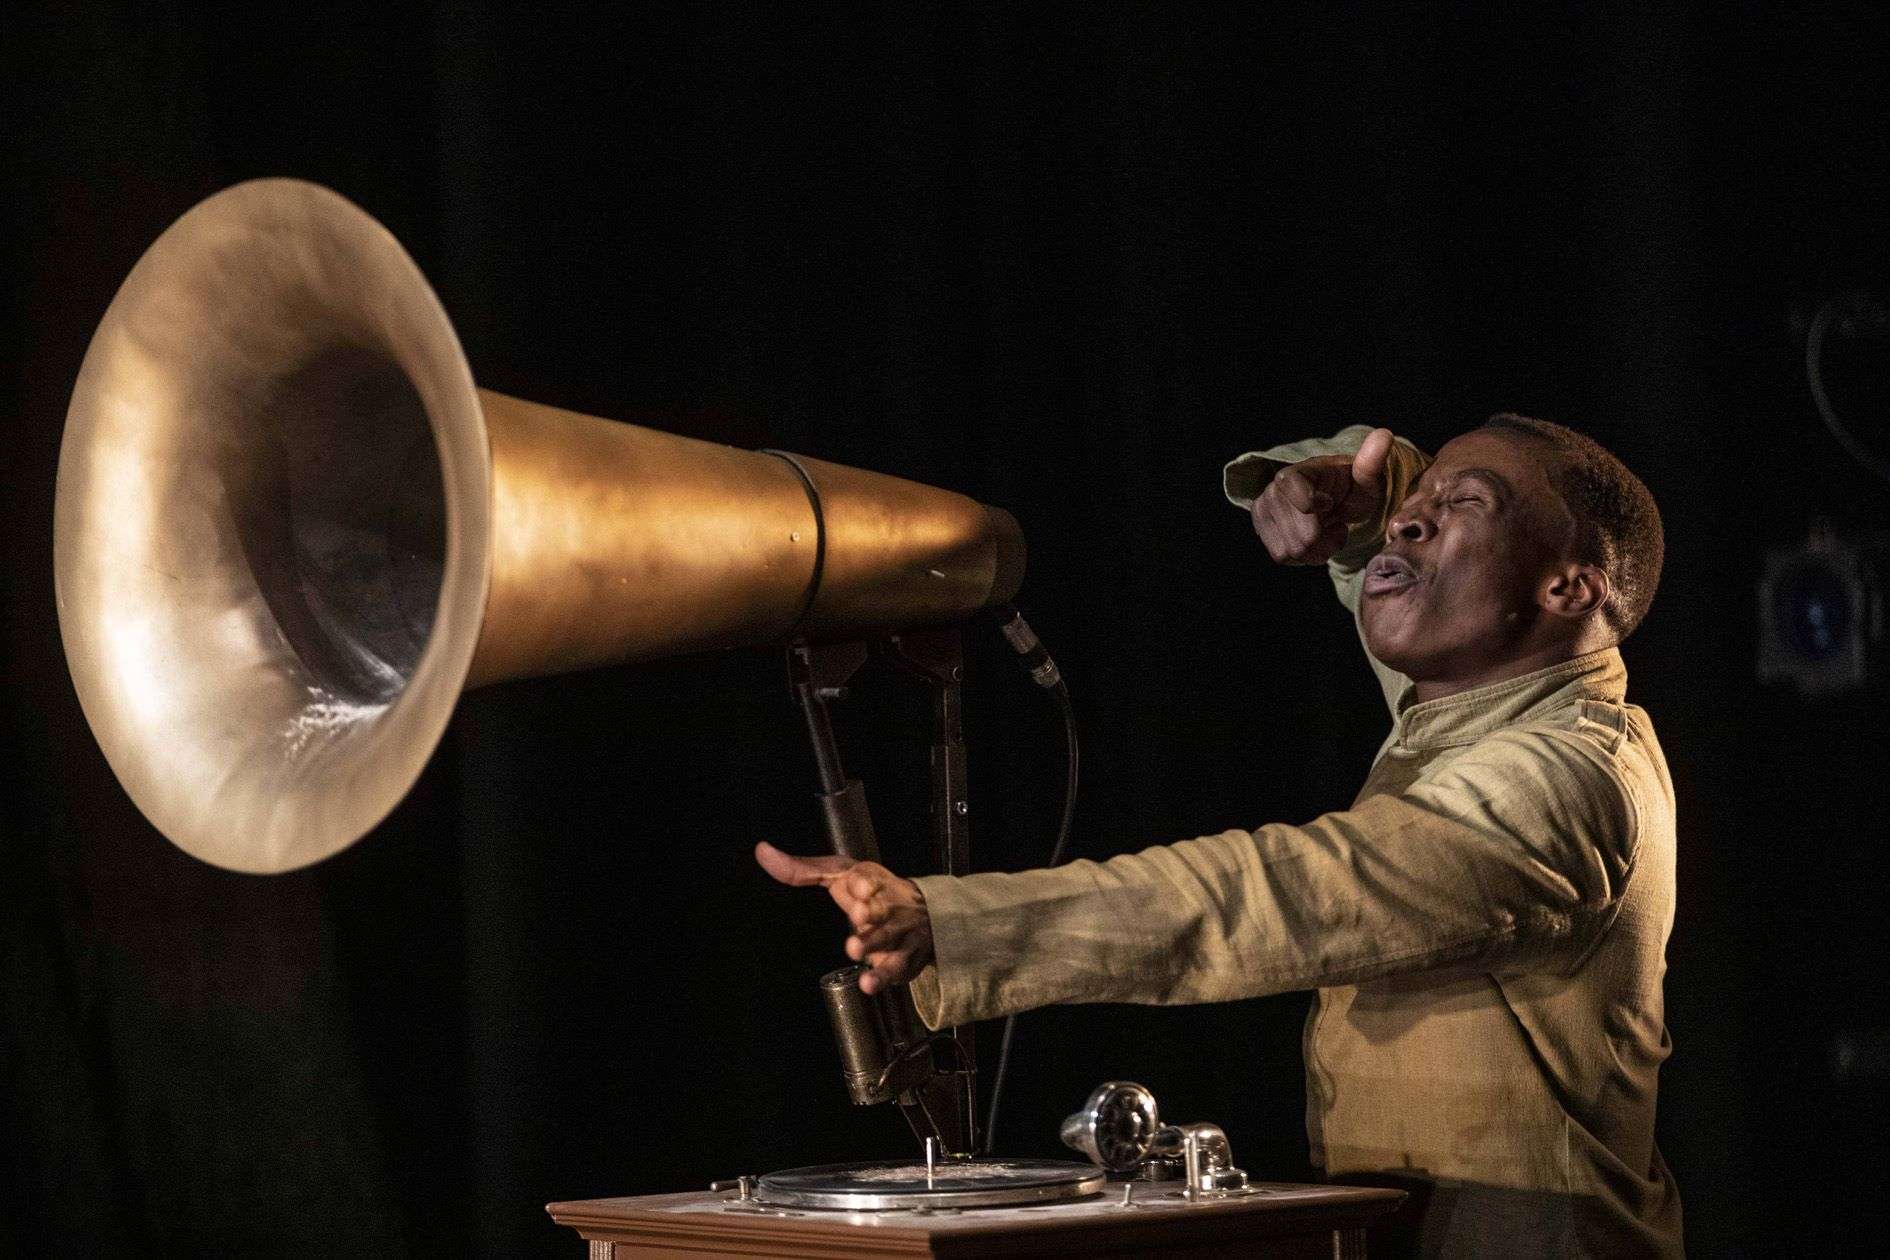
[754,841,855,888]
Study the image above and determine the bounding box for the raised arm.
[1223,424,1430,575]
[1224,425,1431,714]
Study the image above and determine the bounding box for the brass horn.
[54,179,1024,874]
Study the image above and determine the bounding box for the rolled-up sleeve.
[909,725,1641,1030]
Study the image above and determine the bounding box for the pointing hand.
[755,841,934,994]
[1250,427,1394,565]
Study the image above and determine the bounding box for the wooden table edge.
[547,1183,1407,1253]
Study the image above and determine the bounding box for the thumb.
[755,841,855,887]
[1350,427,1394,494]
[1341,428,1396,525]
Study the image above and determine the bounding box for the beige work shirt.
[909,427,1682,1257]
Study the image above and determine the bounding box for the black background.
[5,4,1889,1255]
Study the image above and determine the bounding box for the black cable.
[980,679,1078,1155]
[1806,296,1890,488]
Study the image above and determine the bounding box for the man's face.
[1358,429,1574,682]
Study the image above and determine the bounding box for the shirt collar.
[1390,647,1628,751]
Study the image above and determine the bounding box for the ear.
[1539,562,1609,622]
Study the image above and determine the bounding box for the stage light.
[1757,523,1884,693]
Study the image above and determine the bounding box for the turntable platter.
[752,1158,1106,1211]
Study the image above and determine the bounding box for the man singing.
[758,416,1681,1256]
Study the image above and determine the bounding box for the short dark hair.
[1481,413,1665,641]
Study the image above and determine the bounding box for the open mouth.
[1362,551,1420,597]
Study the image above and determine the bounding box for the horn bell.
[54,179,1023,875]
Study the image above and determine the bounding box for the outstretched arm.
[757,723,1640,1032]
[908,723,1639,1028]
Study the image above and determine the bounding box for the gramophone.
[55,179,1280,1215]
